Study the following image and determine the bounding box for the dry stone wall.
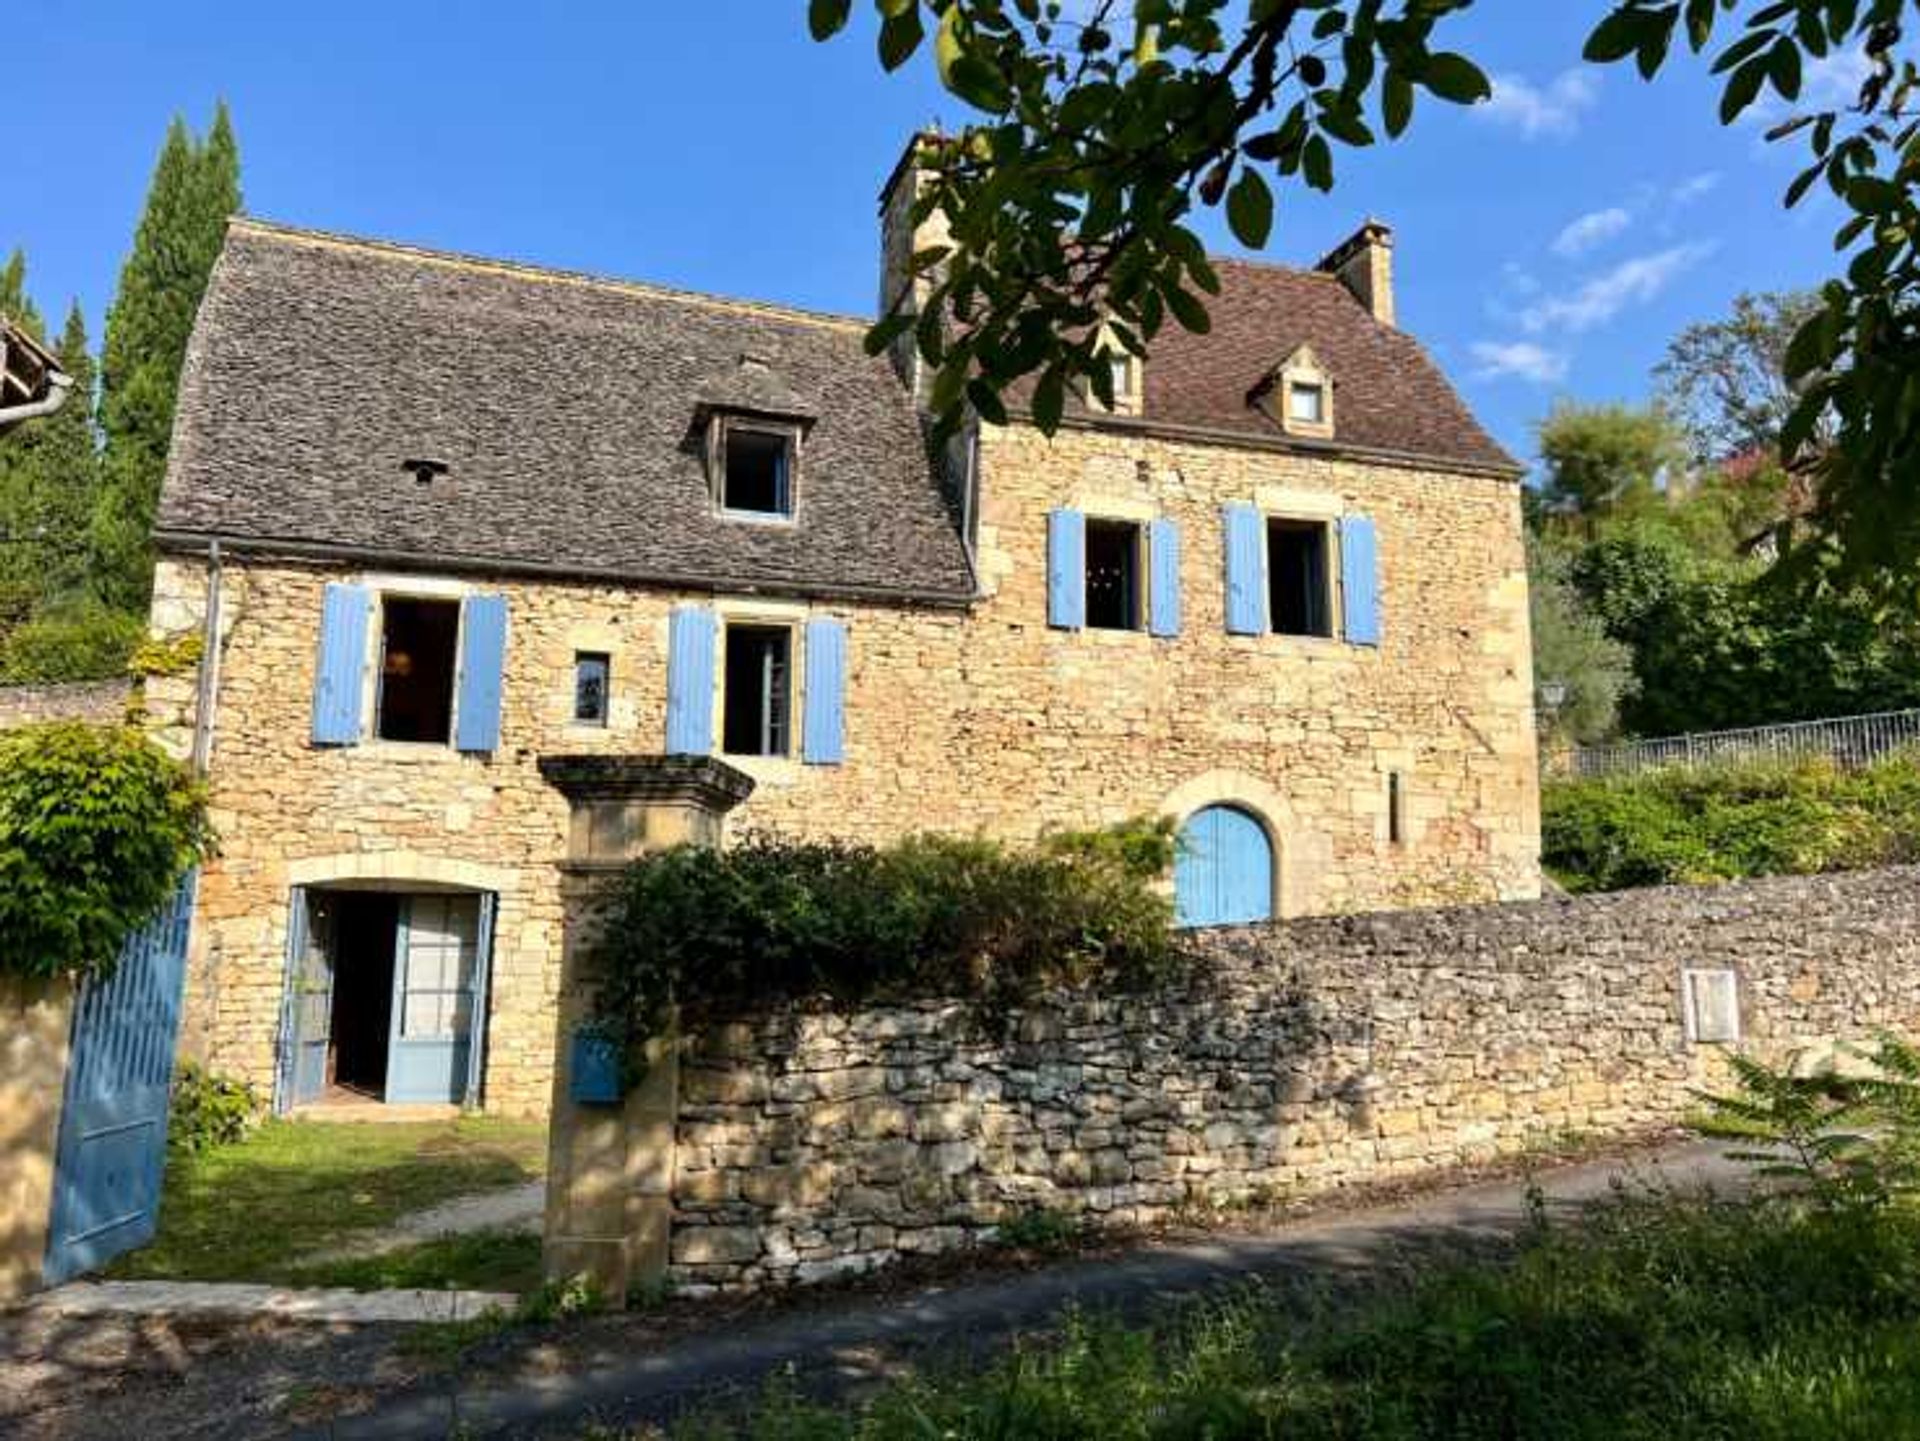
[0,679,132,730]
[666,866,1920,1292]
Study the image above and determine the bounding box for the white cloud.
[1670,172,1722,206]
[1480,70,1600,139]
[1471,340,1570,385]
[1551,207,1632,258]
[1519,242,1718,334]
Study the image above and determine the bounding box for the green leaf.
[1720,57,1769,124]
[1382,72,1415,137]
[1767,36,1803,101]
[863,310,915,357]
[807,0,851,41]
[1584,8,1645,63]
[1031,365,1067,433]
[1421,53,1491,105]
[878,7,925,71]
[966,377,1009,427]
[1303,134,1334,191]
[1225,167,1273,249]
[1318,108,1375,148]
[1163,282,1212,335]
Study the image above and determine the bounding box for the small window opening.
[1110,352,1138,403]
[1288,382,1326,425]
[377,596,460,743]
[1085,519,1142,631]
[574,652,610,726]
[1388,771,1406,845]
[723,624,792,757]
[723,426,793,516]
[1267,519,1332,638]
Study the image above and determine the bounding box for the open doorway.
[281,887,494,1111]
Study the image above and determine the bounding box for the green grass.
[283,1228,544,1293]
[106,1116,546,1283]
[675,1196,1920,1440]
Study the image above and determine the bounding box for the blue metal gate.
[43,876,196,1286]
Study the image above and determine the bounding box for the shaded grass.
[283,1228,543,1294]
[675,1197,1920,1439]
[106,1117,546,1282]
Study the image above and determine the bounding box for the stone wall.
[151,417,1536,1114]
[0,679,132,730]
[0,976,74,1301]
[664,866,1920,1292]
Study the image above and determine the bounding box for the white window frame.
[357,574,473,751]
[711,415,801,524]
[1262,513,1341,640]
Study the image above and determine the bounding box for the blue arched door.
[1175,805,1275,927]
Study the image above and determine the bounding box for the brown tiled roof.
[1114,258,1516,472]
[156,221,977,602]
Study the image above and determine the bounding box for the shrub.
[591,819,1179,1069]
[1542,751,1920,892]
[0,602,145,683]
[168,1062,262,1153]
[0,722,214,980]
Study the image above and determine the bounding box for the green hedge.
[590,821,1180,1060]
[0,722,214,980]
[1542,752,1920,893]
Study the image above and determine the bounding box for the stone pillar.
[537,755,754,1303]
[1,975,74,1302]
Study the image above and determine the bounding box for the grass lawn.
[284,1228,545,1294]
[674,1195,1920,1439]
[106,1117,547,1285]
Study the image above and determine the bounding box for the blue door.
[44,876,196,1285]
[1175,805,1275,927]
[385,893,490,1105]
[276,888,334,1112]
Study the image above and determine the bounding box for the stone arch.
[284,851,521,896]
[1160,770,1324,919]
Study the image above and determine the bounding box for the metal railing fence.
[1555,707,1920,779]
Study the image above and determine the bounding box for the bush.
[168,1062,262,1154]
[0,602,145,683]
[0,722,214,980]
[1542,751,1920,892]
[591,820,1179,1069]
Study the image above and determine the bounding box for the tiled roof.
[1115,258,1516,472]
[156,221,978,601]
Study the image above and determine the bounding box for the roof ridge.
[226,216,876,334]
[1207,252,1344,283]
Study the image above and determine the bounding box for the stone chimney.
[1317,220,1396,328]
[877,132,953,395]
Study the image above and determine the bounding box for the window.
[1267,518,1333,638]
[1084,519,1142,631]
[573,652,610,726]
[376,596,461,743]
[1110,352,1138,404]
[1288,382,1325,425]
[1388,771,1406,845]
[723,624,792,756]
[721,423,794,516]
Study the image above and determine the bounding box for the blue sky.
[5,3,1855,465]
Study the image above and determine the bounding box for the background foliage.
[0,722,213,980]
[1541,751,1920,892]
[591,820,1179,1064]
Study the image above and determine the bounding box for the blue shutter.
[310,583,370,745]
[1223,503,1266,635]
[666,606,716,754]
[1148,518,1182,638]
[454,593,509,752]
[1340,514,1382,647]
[802,617,847,765]
[1047,508,1086,630]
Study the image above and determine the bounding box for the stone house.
[146,142,1539,1118]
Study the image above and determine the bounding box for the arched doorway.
[1175,805,1275,927]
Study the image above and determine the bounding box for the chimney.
[1317,220,1395,328]
[877,132,952,397]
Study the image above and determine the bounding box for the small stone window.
[1085,519,1143,631]
[1087,329,1143,416]
[573,652,610,726]
[723,623,792,757]
[1288,381,1326,426]
[1258,344,1335,439]
[715,420,796,518]
[1267,518,1334,638]
[1388,770,1407,845]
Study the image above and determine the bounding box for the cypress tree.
[0,249,44,338]
[92,103,241,611]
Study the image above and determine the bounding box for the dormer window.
[1256,344,1335,439]
[1287,381,1326,426]
[711,416,798,520]
[1087,328,1143,416]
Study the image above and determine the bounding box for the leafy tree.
[1535,403,1688,528]
[807,2,1920,594]
[0,249,44,339]
[1529,537,1635,748]
[94,104,240,612]
[1656,290,1823,465]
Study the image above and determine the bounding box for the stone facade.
[0,976,74,1301]
[663,866,1920,1292]
[150,411,1536,1116]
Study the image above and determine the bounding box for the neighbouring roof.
[1102,258,1516,472]
[156,221,978,601]
[1,316,63,409]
